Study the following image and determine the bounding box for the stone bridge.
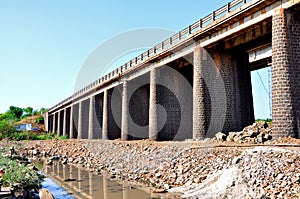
[45,0,300,140]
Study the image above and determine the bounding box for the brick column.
[57,111,61,137]
[78,102,83,139]
[47,114,51,132]
[121,80,129,140]
[44,112,49,132]
[193,45,206,139]
[193,44,253,138]
[48,114,52,132]
[102,90,109,140]
[52,114,55,133]
[69,105,74,139]
[88,96,95,139]
[149,68,158,140]
[272,8,300,138]
[63,109,67,137]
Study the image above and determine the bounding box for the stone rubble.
[17,138,300,199]
[215,121,273,144]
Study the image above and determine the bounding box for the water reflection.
[42,162,153,199]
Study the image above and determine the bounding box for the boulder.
[215,132,227,141]
[39,189,54,199]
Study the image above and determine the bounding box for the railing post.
[199,19,203,28]
[243,0,247,4]
[227,3,230,12]
[212,11,215,21]
[188,25,191,34]
[170,37,173,45]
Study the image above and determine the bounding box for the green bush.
[255,118,272,123]
[0,120,16,139]
[34,116,44,124]
[12,131,38,141]
[0,157,43,190]
[58,135,68,140]
[36,132,56,140]
[12,131,58,141]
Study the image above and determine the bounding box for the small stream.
[40,162,166,199]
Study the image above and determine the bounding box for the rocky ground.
[10,136,300,199]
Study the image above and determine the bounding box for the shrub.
[12,131,38,141]
[36,132,56,140]
[34,116,44,124]
[0,120,16,139]
[58,135,68,140]
[0,157,43,190]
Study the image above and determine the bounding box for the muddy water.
[41,162,164,199]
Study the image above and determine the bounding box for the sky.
[0,0,271,119]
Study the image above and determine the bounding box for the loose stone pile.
[215,121,272,144]
[18,138,300,199]
[171,147,300,199]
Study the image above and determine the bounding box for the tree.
[23,107,33,117]
[8,106,23,120]
[39,108,47,114]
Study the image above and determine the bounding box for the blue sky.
[0,0,271,119]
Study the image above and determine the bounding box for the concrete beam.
[248,44,272,63]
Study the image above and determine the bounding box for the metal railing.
[49,0,251,112]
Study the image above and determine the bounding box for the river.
[40,161,172,199]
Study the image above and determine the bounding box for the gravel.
[14,139,300,198]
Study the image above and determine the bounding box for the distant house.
[16,124,32,131]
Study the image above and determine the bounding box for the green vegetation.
[57,135,68,140]
[0,106,47,122]
[0,120,16,139]
[13,131,68,141]
[34,115,44,124]
[0,156,43,190]
[0,106,54,141]
[255,118,272,123]
[1,131,68,141]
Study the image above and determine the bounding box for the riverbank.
[0,141,44,198]
[15,137,300,198]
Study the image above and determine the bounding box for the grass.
[11,131,68,141]
[255,118,272,123]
